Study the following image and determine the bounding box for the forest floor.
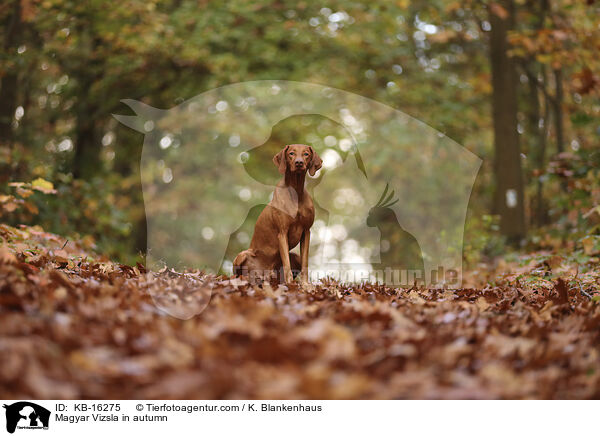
[1,223,600,399]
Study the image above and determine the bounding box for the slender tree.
[489,0,526,242]
[553,68,565,154]
[0,0,21,144]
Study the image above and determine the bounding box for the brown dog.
[233,144,322,285]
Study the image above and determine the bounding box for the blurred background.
[0,0,598,269]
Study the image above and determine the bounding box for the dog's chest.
[288,222,306,248]
[298,193,315,224]
[287,199,314,246]
[294,210,312,230]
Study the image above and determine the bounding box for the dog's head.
[273,144,322,176]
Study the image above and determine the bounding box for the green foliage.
[0,178,56,218]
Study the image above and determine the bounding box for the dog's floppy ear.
[308,146,323,176]
[273,145,289,175]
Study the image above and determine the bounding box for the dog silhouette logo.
[3,402,50,434]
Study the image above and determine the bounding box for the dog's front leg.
[277,232,293,284]
[300,230,310,284]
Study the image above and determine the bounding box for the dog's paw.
[300,281,315,292]
[284,271,294,285]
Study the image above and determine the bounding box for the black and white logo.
[3,402,50,434]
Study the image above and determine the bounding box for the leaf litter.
[1,223,600,399]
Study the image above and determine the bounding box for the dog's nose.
[294,159,303,167]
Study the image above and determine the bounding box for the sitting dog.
[233,144,322,285]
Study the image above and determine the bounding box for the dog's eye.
[303,152,309,156]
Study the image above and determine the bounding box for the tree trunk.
[553,68,564,154]
[535,66,551,226]
[72,102,100,180]
[0,0,21,144]
[71,32,102,181]
[525,68,540,178]
[489,0,526,243]
[524,64,550,227]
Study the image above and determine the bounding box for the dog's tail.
[233,249,256,277]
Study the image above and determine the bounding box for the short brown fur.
[233,144,322,285]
